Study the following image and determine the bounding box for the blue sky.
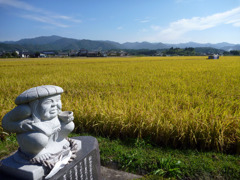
[0,0,240,44]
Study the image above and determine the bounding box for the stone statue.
[2,85,79,179]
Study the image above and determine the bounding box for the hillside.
[0,35,239,52]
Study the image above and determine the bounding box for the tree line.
[1,48,240,58]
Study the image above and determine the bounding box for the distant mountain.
[7,35,63,45]
[0,35,239,52]
[168,42,205,48]
[213,42,234,49]
[122,42,169,49]
[221,45,240,51]
[0,43,24,51]
[47,38,122,51]
[194,47,226,54]
[0,36,122,52]
[167,42,236,49]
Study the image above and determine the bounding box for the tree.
[4,53,11,58]
[11,51,19,58]
[230,50,240,55]
[35,52,40,57]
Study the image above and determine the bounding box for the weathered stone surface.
[48,136,102,180]
[0,136,102,180]
[0,85,102,179]
[0,85,80,179]
[0,154,46,180]
[15,85,64,105]
[101,166,142,180]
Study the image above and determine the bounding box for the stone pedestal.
[0,136,102,180]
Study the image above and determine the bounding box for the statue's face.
[38,95,62,121]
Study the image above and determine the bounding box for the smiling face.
[38,94,62,121]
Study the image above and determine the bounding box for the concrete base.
[101,166,142,180]
[0,136,102,180]
[0,155,45,180]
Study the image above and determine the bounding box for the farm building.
[39,53,47,58]
[69,50,78,57]
[208,54,219,59]
[42,52,56,56]
[57,52,69,57]
[20,51,31,58]
[87,51,100,57]
[78,49,88,56]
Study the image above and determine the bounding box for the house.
[42,52,55,57]
[78,49,88,56]
[20,51,30,58]
[57,52,69,57]
[107,51,118,56]
[39,53,47,58]
[101,52,107,57]
[15,51,20,56]
[120,51,128,57]
[87,51,100,57]
[69,50,78,57]
[0,52,4,57]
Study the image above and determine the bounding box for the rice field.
[0,56,240,153]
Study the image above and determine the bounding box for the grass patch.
[72,133,240,179]
[0,133,18,159]
[1,133,240,179]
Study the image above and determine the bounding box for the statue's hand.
[19,119,34,131]
[58,111,74,123]
[67,115,74,123]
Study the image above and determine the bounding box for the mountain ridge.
[1,35,239,52]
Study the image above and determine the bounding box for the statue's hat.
[15,85,63,105]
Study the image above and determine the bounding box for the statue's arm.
[2,104,32,133]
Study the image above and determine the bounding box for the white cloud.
[0,0,40,12]
[140,19,150,23]
[0,0,81,27]
[175,0,204,4]
[136,17,151,23]
[150,25,161,31]
[52,15,82,23]
[117,26,123,30]
[139,28,148,32]
[145,6,240,42]
[22,14,69,28]
[175,0,186,3]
